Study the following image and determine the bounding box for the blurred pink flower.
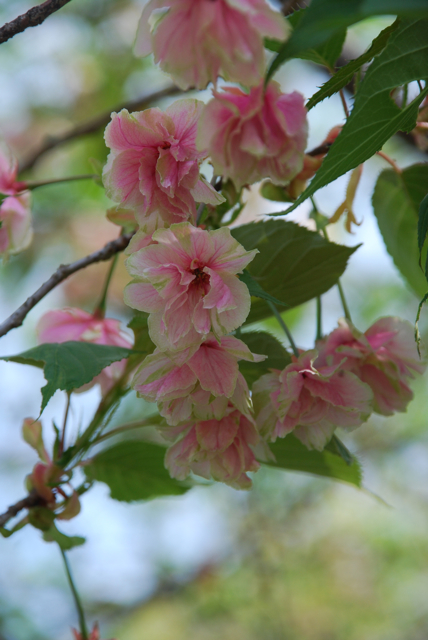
[72,623,116,640]
[37,308,133,394]
[317,317,426,415]
[0,193,33,258]
[165,406,260,489]
[0,141,26,195]
[125,222,257,351]
[132,334,265,416]
[197,80,307,190]
[253,350,373,451]
[135,0,288,90]
[103,100,223,224]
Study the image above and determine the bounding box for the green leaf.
[0,342,133,413]
[282,19,428,213]
[267,1,428,80]
[265,434,362,486]
[307,20,399,110]
[324,434,354,466]
[232,220,358,323]
[43,524,85,550]
[239,269,288,307]
[127,312,155,366]
[372,165,428,298]
[237,331,291,387]
[260,181,294,203]
[83,441,189,502]
[417,193,428,258]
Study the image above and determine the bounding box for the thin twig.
[0,232,134,339]
[267,301,299,358]
[60,548,89,640]
[19,85,183,172]
[0,490,42,528]
[376,150,402,173]
[0,0,73,45]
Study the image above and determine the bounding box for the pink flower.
[165,407,260,489]
[0,193,33,258]
[103,100,223,225]
[135,0,288,90]
[253,350,373,451]
[125,222,257,351]
[0,141,26,196]
[317,317,426,415]
[197,80,308,190]
[37,308,133,394]
[132,334,265,423]
[72,623,116,640]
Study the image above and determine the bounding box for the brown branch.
[20,85,183,173]
[0,490,43,528]
[0,0,73,45]
[0,232,134,339]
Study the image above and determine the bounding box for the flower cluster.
[253,317,425,451]
[0,141,32,259]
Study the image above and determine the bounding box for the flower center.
[192,267,210,294]
[160,141,171,150]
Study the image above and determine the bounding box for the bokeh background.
[0,2,428,639]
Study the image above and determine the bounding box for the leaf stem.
[94,254,119,317]
[336,280,352,321]
[339,89,350,118]
[60,548,88,640]
[376,150,401,173]
[316,296,322,341]
[90,417,161,445]
[23,174,98,190]
[267,300,299,358]
[59,392,72,457]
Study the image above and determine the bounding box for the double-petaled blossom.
[37,308,133,394]
[164,406,260,489]
[253,350,373,451]
[0,193,33,259]
[125,222,257,352]
[197,80,307,191]
[103,100,223,225]
[317,317,426,416]
[132,334,265,423]
[135,0,288,90]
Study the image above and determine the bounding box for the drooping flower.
[317,317,426,416]
[197,80,307,191]
[0,141,26,196]
[132,334,265,422]
[0,193,33,259]
[253,350,373,451]
[37,308,133,394]
[135,0,288,90]
[103,100,223,225]
[125,222,257,352]
[164,406,260,489]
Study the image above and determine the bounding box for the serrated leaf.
[43,524,85,550]
[239,269,288,307]
[307,20,399,110]
[324,434,354,466]
[372,165,428,298]
[237,331,291,387]
[232,220,358,323]
[267,0,428,80]
[0,342,133,413]
[265,434,362,486]
[417,193,428,257]
[83,441,189,502]
[282,19,428,213]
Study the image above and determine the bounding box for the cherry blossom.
[103,100,223,225]
[317,317,426,415]
[135,0,288,90]
[198,80,307,190]
[37,308,133,394]
[165,406,260,489]
[253,350,373,451]
[0,141,26,196]
[125,222,257,351]
[0,193,33,259]
[132,334,265,422]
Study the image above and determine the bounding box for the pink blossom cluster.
[0,141,32,259]
[37,308,133,394]
[253,317,425,452]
